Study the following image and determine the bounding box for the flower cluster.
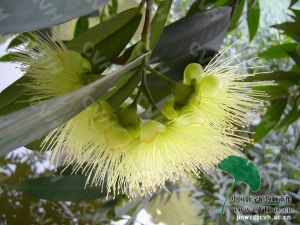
[15,33,268,198]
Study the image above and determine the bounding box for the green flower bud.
[183,63,203,85]
[140,120,166,143]
[118,104,140,126]
[199,75,223,97]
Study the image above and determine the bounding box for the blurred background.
[0,0,300,224]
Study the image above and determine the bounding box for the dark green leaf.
[0,54,147,156]
[287,50,300,66]
[215,0,230,7]
[14,175,105,201]
[0,77,28,113]
[273,22,300,42]
[25,137,45,151]
[245,71,300,83]
[0,0,109,33]
[66,8,142,73]
[0,53,14,62]
[229,0,245,30]
[150,0,172,50]
[247,0,260,41]
[74,16,89,38]
[278,97,300,130]
[253,84,290,100]
[259,43,297,58]
[150,7,231,102]
[105,70,142,108]
[294,134,300,150]
[218,155,261,192]
[289,0,299,8]
[253,99,288,142]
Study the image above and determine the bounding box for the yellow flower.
[15,33,266,198]
[14,33,91,101]
[162,49,271,148]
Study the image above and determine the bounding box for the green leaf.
[7,33,33,49]
[273,22,300,42]
[245,71,300,83]
[259,43,297,58]
[253,98,288,142]
[105,70,142,108]
[294,134,300,150]
[218,156,261,192]
[150,7,231,102]
[0,77,28,114]
[228,0,245,30]
[25,137,45,151]
[289,0,299,8]
[287,50,300,66]
[0,53,14,62]
[214,0,230,7]
[66,8,142,73]
[247,0,260,41]
[0,0,109,33]
[278,97,300,130]
[253,84,290,100]
[0,54,147,156]
[150,0,172,50]
[218,155,261,212]
[74,16,89,38]
[13,175,105,201]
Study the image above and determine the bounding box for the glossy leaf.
[247,0,260,41]
[150,0,172,50]
[228,0,245,31]
[74,16,89,38]
[294,134,300,150]
[259,43,297,58]
[0,77,28,114]
[149,7,231,102]
[245,71,300,83]
[0,0,109,33]
[66,8,142,73]
[287,50,300,66]
[14,175,105,201]
[0,53,14,62]
[105,70,142,108]
[0,54,147,156]
[278,97,300,130]
[273,22,300,42]
[253,99,288,142]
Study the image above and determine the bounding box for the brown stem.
[141,0,153,51]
